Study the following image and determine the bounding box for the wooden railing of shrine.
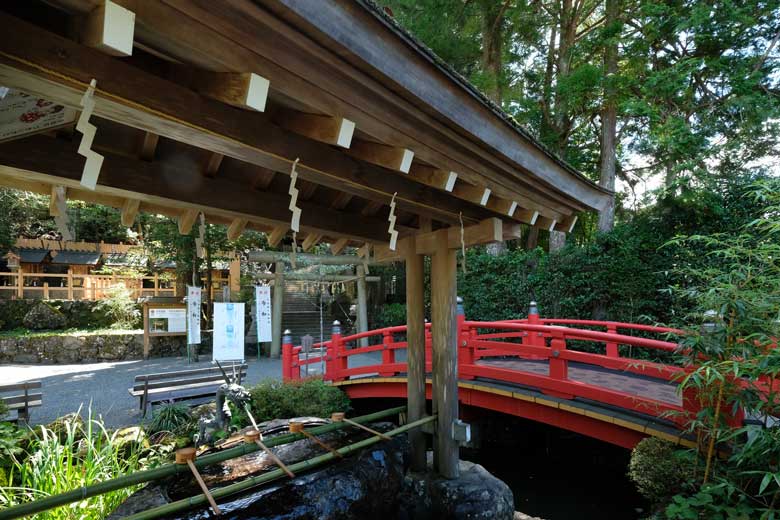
[0,272,230,301]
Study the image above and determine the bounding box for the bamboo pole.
[331,412,391,440]
[0,406,406,520]
[124,415,436,520]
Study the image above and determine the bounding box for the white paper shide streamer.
[387,192,399,251]
[288,158,302,233]
[195,213,206,258]
[76,79,104,190]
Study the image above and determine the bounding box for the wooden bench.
[129,364,248,417]
[0,381,42,423]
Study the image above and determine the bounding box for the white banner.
[213,302,245,361]
[255,285,272,343]
[187,286,202,345]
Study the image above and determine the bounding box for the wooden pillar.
[16,271,23,299]
[405,243,427,473]
[270,261,285,358]
[229,257,241,300]
[431,229,459,479]
[67,269,74,300]
[356,264,369,347]
[142,303,150,360]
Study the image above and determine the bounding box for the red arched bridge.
[282,307,745,449]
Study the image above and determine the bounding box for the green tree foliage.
[247,379,351,422]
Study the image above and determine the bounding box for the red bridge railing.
[281,302,743,429]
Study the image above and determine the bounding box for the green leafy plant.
[629,437,692,505]
[375,303,407,329]
[248,379,351,422]
[0,409,147,519]
[147,403,193,436]
[92,286,141,329]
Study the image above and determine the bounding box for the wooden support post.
[153,273,159,296]
[43,282,49,300]
[356,264,369,348]
[191,72,270,112]
[16,271,23,299]
[82,0,135,57]
[67,269,74,300]
[431,228,459,479]
[270,261,284,358]
[229,257,241,300]
[142,303,150,359]
[405,242,427,473]
[301,233,321,252]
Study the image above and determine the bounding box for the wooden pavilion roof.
[0,0,610,256]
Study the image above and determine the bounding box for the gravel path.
[0,357,282,429]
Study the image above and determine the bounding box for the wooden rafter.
[82,0,135,57]
[348,139,414,173]
[121,198,140,227]
[178,208,199,235]
[227,218,248,240]
[330,238,349,255]
[267,226,288,247]
[0,17,497,225]
[301,233,321,252]
[407,164,457,192]
[191,71,270,112]
[138,131,159,161]
[275,109,355,148]
[203,152,224,178]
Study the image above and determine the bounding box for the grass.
[0,409,153,519]
[0,328,143,339]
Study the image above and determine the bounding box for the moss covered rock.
[22,302,67,330]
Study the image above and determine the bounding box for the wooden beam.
[82,0,135,57]
[0,18,493,225]
[267,226,287,248]
[452,181,491,206]
[227,218,248,240]
[0,135,391,243]
[408,164,457,192]
[554,215,578,233]
[191,72,270,112]
[348,139,414,173]
[178,208,199,235]
[301,233,322,252]
[120,198,140,227]
[138,131,158,161]
[330,238,349,255]
[297,180,318,201]
[374,217,503,262]
[503,223,523,241]
[276,110,355,148]
[203,152,224,178]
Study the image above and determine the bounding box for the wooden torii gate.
[0,0,610,479]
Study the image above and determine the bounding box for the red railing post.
[334,323,348,381]
[425,319,432,372]
[606,324,619,357]
[549,329,568,380]
[327,320,341,381]
[380,330,396,376]
[456,296,475,380]
[282,329,294,381]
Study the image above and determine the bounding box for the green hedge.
[247,379,351,422]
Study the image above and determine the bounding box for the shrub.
[93,286,141,329]
[629,437,691,505]
[147,403,193,436]
[375,303,407,329]
[0,410,147,519]
[248,379,351,422]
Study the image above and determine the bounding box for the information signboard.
[149,308,186,333]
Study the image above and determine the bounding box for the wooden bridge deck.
[477,358,681,406]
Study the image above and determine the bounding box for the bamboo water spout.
[175,448,221,516]
[331,412,391,440]
[289,420,342,457]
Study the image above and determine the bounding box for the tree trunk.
[598,0,619,233]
